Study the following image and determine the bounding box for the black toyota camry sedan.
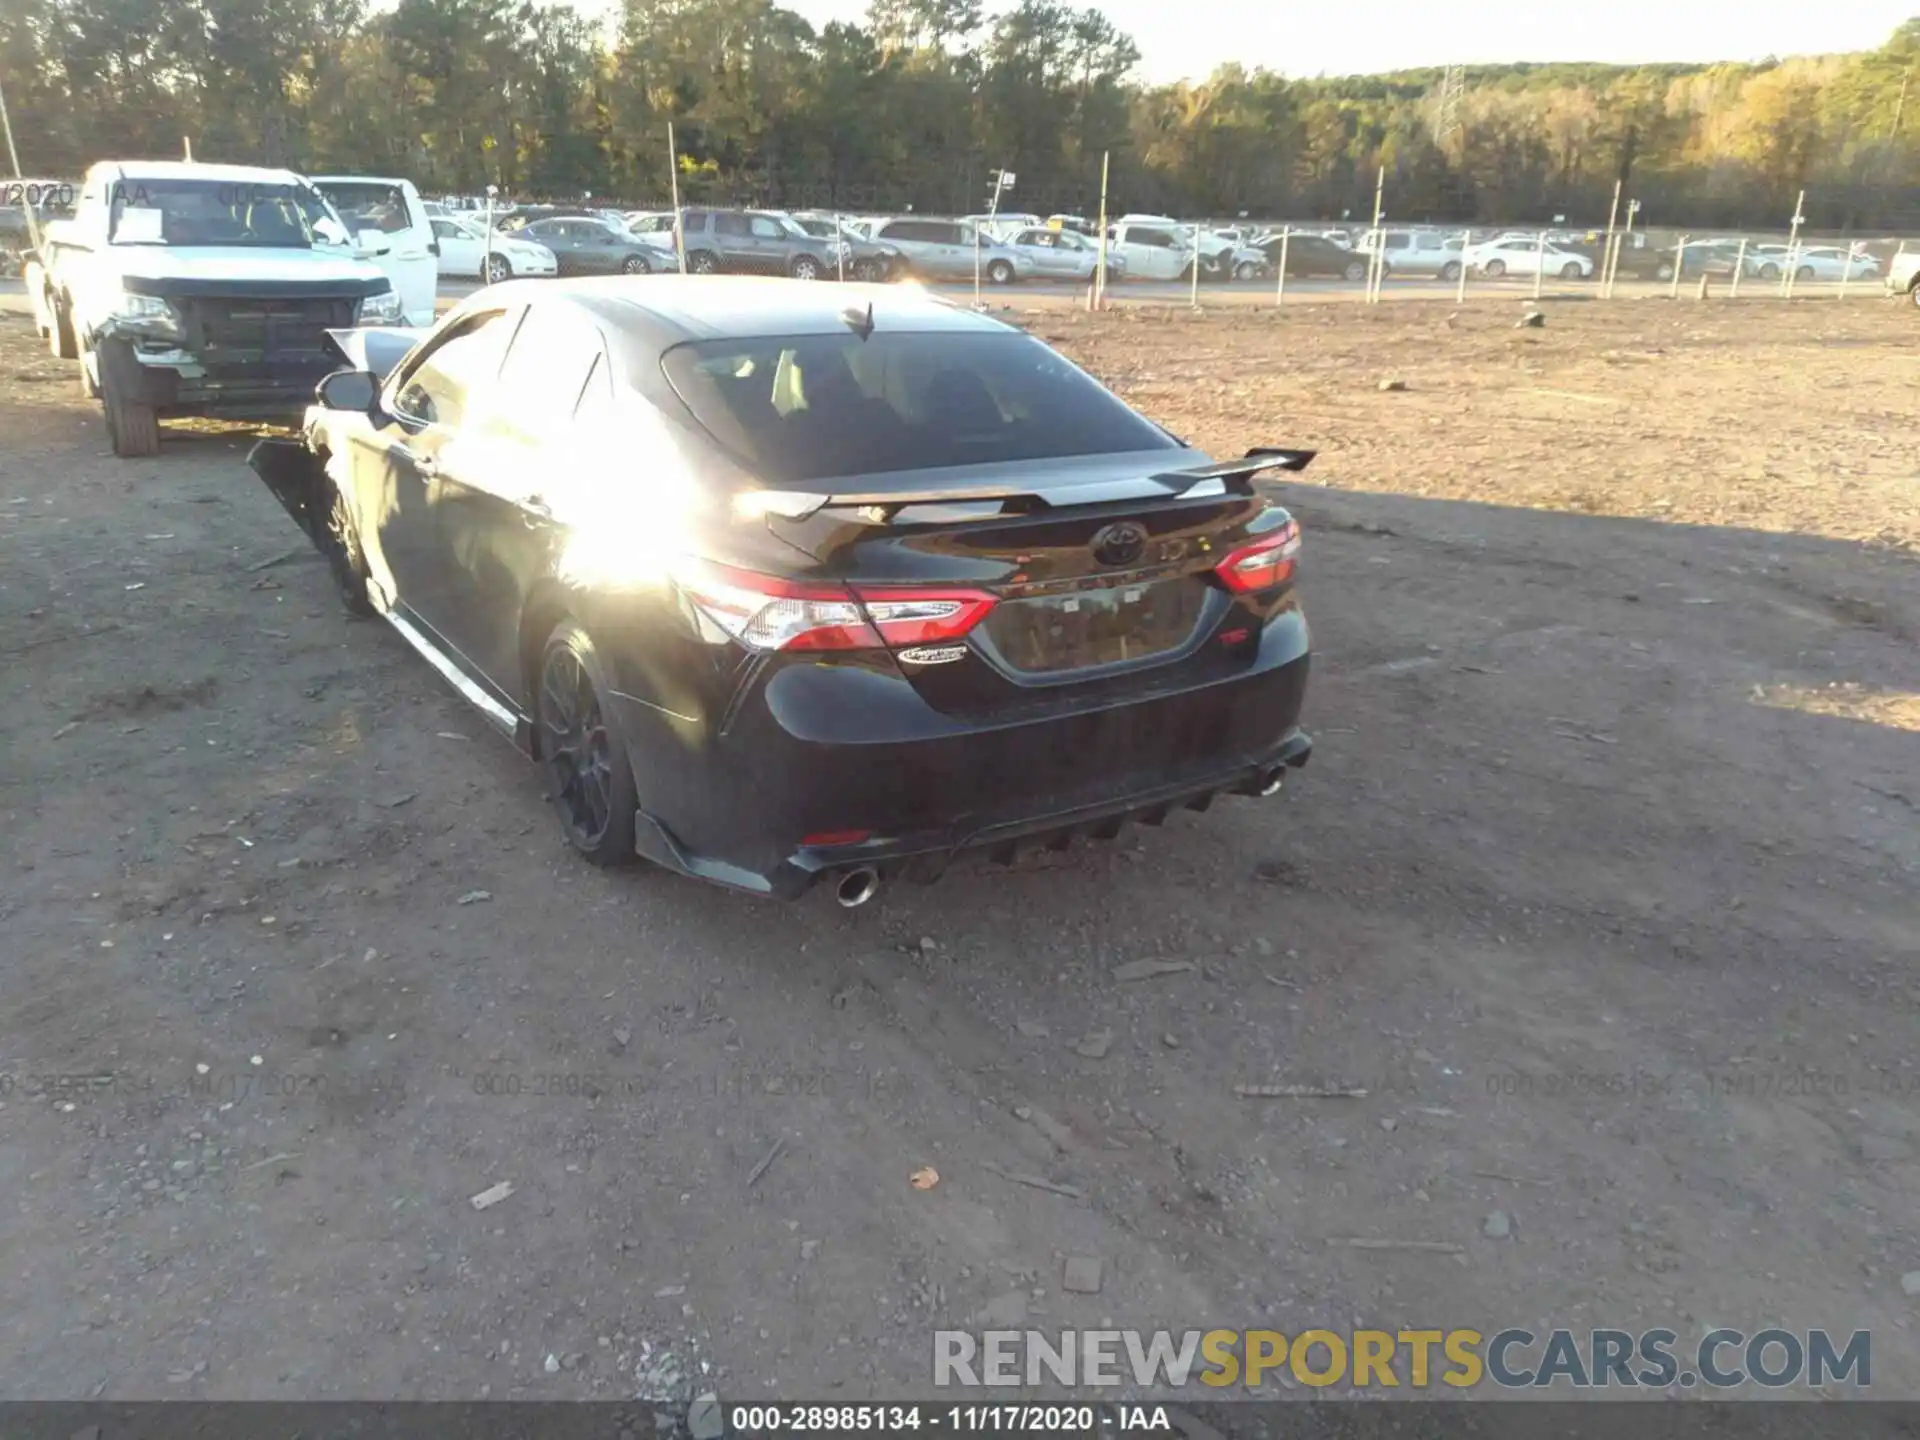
[250,277,1312,903]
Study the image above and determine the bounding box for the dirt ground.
[1,293,1916,1407]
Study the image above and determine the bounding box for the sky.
[775,0,1916,84]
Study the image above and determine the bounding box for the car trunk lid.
[752,447,1311,709]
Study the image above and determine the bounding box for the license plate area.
[980,577,1211,676]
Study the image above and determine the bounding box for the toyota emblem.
[1091,521,1149,568]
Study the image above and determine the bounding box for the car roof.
[311,175,412,187]
[473,276,1013,351]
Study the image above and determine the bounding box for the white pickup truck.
[27,160,403,457]
[1888,248,1920,308]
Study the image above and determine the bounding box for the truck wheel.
[47,292,78,360]
[1342,259,1367,282]
[98,341,161,458]
[1655,261,1675,281]
[986,258,1015,285]
[1908,280,1920,309]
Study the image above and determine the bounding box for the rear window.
[662,331,1178,485]
[317,182,414,235]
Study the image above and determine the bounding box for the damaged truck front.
[34,161,403,457]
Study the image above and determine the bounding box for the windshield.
[316,181,412,235]
[662,331,1179,485]
[107,177,348,248]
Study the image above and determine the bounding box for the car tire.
[790,254,823,281]
[322,481,376,618]
[47,291,78,360]
[1560,261,1584,279]
[986,258,1015,285]
[1233,259,1260,281]
[1484,259,1507,278]
[1908,280,1920,309]
[622,253,651,275]
[1758,262,1780,280]
[536,620,639,868]
[483,253,512,284]
[688,249,719,275]
[97,340,161,458]
[1440,260,1462,282]
[852,257,882,282]
[1795,265,1814,282]
[1342,259,1367,282]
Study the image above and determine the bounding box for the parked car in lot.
[431,214,557,283]
[29,159,401,456]
[1778,246,1881,282]
[1001,224,1121,281]
[247,277,1314,901]
[1103,219,1199,281]
[676,209,843,279]
[1359,229,1466,280]
[1253,232,1373,282]
[310,175,439,325]
[866,217,1034,283]
[515,215,665,275]
[1463,237,1594,279]
[786,213,902,281]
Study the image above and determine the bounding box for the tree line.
[2,0,1917,230]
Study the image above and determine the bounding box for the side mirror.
[317,368,379,413]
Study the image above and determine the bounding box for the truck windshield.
[106,178,348,248]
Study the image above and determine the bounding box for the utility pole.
[1895,71,1911,138]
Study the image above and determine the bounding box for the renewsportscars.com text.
[932,1327,1871,1391]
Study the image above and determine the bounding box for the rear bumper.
[616,611,1312,899]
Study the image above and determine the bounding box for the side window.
[485,304,604,446]
[431,218,461,240]
[749,215,785,239]
[1134,228,1173,249]
[879,221,915,242]
[390,310,514,430]
[682,211,712,233]
[714,212,750,236]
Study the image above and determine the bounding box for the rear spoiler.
[737,447,1316,523]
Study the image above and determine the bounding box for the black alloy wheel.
[537,622,638,865]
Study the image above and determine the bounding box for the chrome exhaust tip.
[835,867,881,908]
[1256,770,1286,798]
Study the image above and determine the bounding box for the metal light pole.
[1274,226,1290,307]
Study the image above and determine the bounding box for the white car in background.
[1462,236,1595,279]
[1783,246,1881,282]
[1001,224,1123,281]
[429,214,557,283]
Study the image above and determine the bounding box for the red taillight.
[854,588,997,646]
[1214,518,1301,594]
[680,562,996,653]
